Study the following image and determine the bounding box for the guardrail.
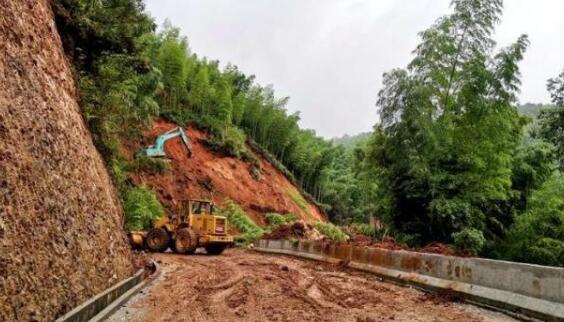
[255,239,564,322]
[55,267,147,322]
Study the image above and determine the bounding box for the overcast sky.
[145,0,564,138]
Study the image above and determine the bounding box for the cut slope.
[128,120,326,225]
[0,1,133,320]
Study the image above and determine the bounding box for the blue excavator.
[139,127,193,158]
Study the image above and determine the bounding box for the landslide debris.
[106,250,516,322]
[127,120,326,225]
[0,1,133,321]
[263,220,325,240]
[337,235,471,257]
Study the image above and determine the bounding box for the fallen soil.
[262,220,324,240]
[107,249,516,322]
[342,235,471,257]
[126,120,325,226]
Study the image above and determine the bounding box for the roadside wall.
[0,1,133,320]
[255,240,564,321]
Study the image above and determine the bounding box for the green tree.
[156,33,190,108]
[371,0,529,246]
[537,69,564,170]
[501,173,564,266]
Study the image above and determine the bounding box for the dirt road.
[108,249,515,322]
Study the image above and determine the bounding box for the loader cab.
[186,199,218,235]
[190,200,213,216]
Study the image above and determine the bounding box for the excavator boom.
[139,127,193,158]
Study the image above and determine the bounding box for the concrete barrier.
[54,269,145,322]
[255,240,564,322]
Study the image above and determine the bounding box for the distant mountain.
[331,132,371,149]
[519,103,555,118]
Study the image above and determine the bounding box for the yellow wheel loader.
[130,199,234,255]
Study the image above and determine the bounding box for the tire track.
[107,249,517,322]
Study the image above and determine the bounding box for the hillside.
[127,120,326,225]
[518,102,555,118]
[0,1,133,321]
[331,132,371,149]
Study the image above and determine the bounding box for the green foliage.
[265,213,299,228]
[56,0,564,266]
[265,213,286,227]
[452,228,486,253]
[547,69,564,107]
[350,223,379,239]
[369,0,531,245]
[536,69,564,170]
[319,140,389,225]
[511,139,555,209]
[129,155,171,174]
[332,132,371,150]
[518,103,554,118]
[123,185,164,230]
[286,214,300,222]
[216,200,264,245]
[311,222,349,241]
[207,126,248,158]
[500,173,564,266]
[537,108,564,171]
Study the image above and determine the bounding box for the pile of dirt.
[0,1,133,320]
[341,236,469,257]
[262,221,324,240]
[127,120,326,225]
[417,242,459,256]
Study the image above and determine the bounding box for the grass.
[128,155,171,174]
[311,222,349,241]
[287,189,312,218]
[265,213,300,228]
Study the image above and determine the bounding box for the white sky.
[145,0,564,138]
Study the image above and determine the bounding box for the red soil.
[127,120,326,225]
[342,236,469,257]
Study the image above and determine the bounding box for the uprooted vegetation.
[216,200,265,245]
[123,185,164,231]
[265,213,300,228]
[262,221,325,241]
[311,222,350,242]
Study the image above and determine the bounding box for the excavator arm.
[139,127,193,158]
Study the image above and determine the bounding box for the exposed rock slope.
[0,1,133,320]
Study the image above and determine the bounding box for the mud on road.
[108,249,515,322]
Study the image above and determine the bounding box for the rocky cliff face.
[0,1,133,320]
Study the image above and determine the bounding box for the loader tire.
[128,232,145,250]
[146,228,170,252]
[205,243,226,255]
[174,228,198,254]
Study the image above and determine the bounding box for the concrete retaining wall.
[54,269,145,322]
[255,239,564,322]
